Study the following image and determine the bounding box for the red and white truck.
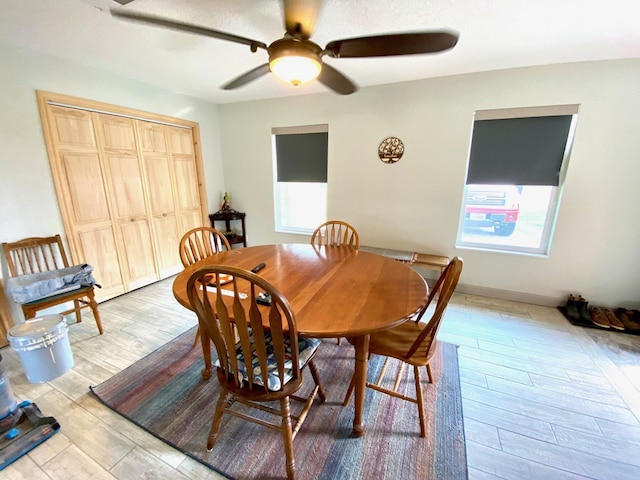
[463,185,521,236]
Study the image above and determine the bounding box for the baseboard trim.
[455,283,561,307]
[412,266,563,308]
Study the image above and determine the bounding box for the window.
[272,125,328,234]
[456,105,579,255]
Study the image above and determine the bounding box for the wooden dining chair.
[311,220,359,345]
[179,226,232,346]
[310,220,360,250]
[342,256,463,437]
[179,226,232,268]
[2,235,103,334]
[186,265,325,480]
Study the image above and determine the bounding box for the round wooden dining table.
[172,243,428,437]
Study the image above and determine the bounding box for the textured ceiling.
[2,0,640,104]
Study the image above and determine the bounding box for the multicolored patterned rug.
[91,327,467,479]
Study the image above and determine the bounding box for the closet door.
[168,126,204,235]
[95,114,158,290]
[138,121,182,277]
[39,92,209,302]
[45,106,125,301]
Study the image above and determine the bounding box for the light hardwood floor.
[2,277,639,479]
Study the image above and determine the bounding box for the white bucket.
[8,315,74,383]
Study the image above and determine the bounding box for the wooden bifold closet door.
[37,92,208,302]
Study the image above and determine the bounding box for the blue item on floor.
[0,353,60,470]
[0,400,60,470]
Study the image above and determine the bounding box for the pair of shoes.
[603,309,625,331]
[576,295,592,324]
[565,294,580,322]
[590,307,610,329]
[616,308,640,332]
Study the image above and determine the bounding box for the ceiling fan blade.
[112,0,136,5]
[222,64,271,90]
[317,63,357,95]
[325,31,458,58]
[110,10,268,50]
[283,0,323,39]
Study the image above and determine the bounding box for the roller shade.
[275,132,328,183]
[466,115,574,186]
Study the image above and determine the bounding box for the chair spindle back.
[407,256,463,359]
[310,220,359,250]
[179,227,232,267]
[187,265,301,393]
[2,235,70,277]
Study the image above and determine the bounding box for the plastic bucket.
[8,315,74,383]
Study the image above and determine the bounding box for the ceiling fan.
[111,0,458,95]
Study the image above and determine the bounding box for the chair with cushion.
[186,265,325,480]
[310,220,359,250]
[179,226,232,268]
[2,234,103,334]
[342,256,463,437]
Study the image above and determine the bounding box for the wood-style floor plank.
[1,279,639,479]
[498,429,640,480]
[445,292,640,479]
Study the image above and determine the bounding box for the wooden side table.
[209,210,247,247]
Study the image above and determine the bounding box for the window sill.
[455,244,550,258]
[275,227,314,236]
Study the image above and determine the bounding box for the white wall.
[0,43,225,282]
[218,59,640,308]
[2,40,638,309]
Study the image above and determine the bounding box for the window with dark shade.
[272,125,329,234]
[275,132,328,183]
[456,105,579,256]
[466,115,573,186]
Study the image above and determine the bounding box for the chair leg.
[280,397,296,480]
[192,325,200,348]
[207,389,231,451]
[336,337,341,345]
[376,356,392,386]
[87,289,104,335]
[342,351,373,406]
[426,362,434,383]
[342,374,355,406]
[308,359,326,402]
[393,361,406,392]
[73,299,82,324]
[414,365,427,438]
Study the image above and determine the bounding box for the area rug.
[90,327,467,480]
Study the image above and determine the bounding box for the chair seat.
[348,320,436,366]
[22,285,93,307]
[216,332,321,391]
[3,235,104,334]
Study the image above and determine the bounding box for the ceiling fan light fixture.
[270,55,322,86]
[268,38,322,86]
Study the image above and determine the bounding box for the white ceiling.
[3,0,640,104]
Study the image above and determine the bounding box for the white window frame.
[271,124,328,235]
[456,105,579,256]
